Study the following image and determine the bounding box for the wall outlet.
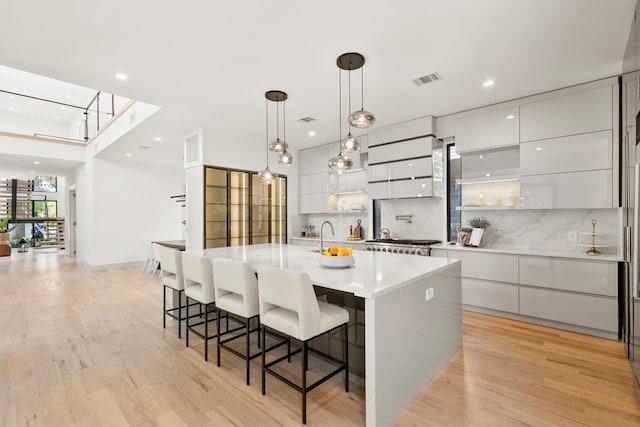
[425,287,434,301]
[568,231,577,242]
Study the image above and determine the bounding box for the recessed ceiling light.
[421,184,426,188]
[485,173,491,177]
[536,147,542,151]
[506,115,515,119]
[56,116,60,120]
[9,95,14,99]
[125,152,132,157]
[115,72,128,80]
[482,79,494,87]
[308,131,316,137]
[9,107,14,111]
[154,136,162,141]
[66,95,71,99]
[60,106,66,110]
[33,161,40,165]
[478,155,484,159]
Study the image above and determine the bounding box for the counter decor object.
[320,246,354,268]
[578,218,607,256]
[464,216,490,247]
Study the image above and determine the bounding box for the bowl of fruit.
[320,246,355,268]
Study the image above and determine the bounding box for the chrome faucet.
[320,220,335,253]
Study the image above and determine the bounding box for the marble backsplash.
[460,208,621,255]
[304,212,370,241]
[380,198,444,240]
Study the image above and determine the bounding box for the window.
[32,200,57,218]
[33,176,57,192]
[447,145,461,242]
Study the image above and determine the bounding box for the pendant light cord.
[348,68,352,134]
[361,67,364,110]
[283,97,286,146]
[338,68,343,155]
[265,98,269,167]
[276,97,280,139]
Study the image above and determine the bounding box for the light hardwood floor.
[1,251,639,426]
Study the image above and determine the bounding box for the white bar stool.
[183,253,220,361]
[212,258,262,385]
[257,265,349,424]
[158,246,195,339]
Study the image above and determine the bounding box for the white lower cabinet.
[519,256,617,296]
[519,287,617,332]
[431,248,618,336]
[462,278,519,313]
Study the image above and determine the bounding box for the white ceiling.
[0,0,636,173]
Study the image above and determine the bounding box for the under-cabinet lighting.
[458,177,519,185]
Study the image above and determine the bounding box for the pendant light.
[266,90,293,166]
[328,61,354,174]
[258,91,281,184]
[342,52,376,129]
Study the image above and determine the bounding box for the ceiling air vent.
[413,72,442,86]
[184,129,203,168]
[297,117,315,123]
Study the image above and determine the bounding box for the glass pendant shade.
[278,150,293,166]
[268,138,288,153]
[258,167,278,184]
[348,109,376,128]
[340,133,360,153]
[328,153,353,174]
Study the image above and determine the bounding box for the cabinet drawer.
[520,131,612,176]
[520,85,613,142]
[520,169,612,209]
[430,249,448,258]
[368,157,432,182]
[453,251,518,283]
[389,178,432,199]
[519,287,617,332]
[462,278,519,313]
[454,106,519,153]
[368,136,433,164]
[368,181,389,199]
[519,257,617,296]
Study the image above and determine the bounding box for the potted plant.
[0,214,17,256]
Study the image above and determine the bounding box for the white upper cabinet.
[520,86,613,142]
[299,146,329,175]
[454,106,519,153]
[520,131,612,176]
[368,157,432,182]
[368,136,433,164]
[368,116,434,146]
[520,169,612,209]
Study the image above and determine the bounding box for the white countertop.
[430,243,622,262]
[290,236,366,245]
[201,243,460,299]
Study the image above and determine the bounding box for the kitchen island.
[202,244,462,426]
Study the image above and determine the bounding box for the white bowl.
[319,255,355,268]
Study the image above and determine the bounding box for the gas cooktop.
[365,239,441,246]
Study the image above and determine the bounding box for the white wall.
[0,112,73,138]
[77,158,184,267]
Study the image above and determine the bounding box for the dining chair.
[212,257,261,385]
[257,265,349,424]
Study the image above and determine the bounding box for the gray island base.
[201,244,462,426]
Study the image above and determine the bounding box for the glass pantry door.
[251,174,271,244]
[230,171,249,246]
[205,168,228,248]
[271,176,287,243]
